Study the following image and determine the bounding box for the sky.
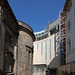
[8,0,66,32]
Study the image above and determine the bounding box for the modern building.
[64,0,75,64]
[33,19,60,75]
[14,21,35,75]
[0,0,75,75]
[57,9,67,75]
[57,0,75,75]
[62,0,75,74]
[0,0,18,75]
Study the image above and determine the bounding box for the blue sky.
[8,0,66,32]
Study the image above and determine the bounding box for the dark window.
[28,51,30,64]
[50,28,56,35]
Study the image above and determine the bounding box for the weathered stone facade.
[0,0,18,75]
[0,19,5,75]
[0,1,35,75]
[14,21,35,75]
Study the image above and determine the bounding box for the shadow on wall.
[46,54,60,75]
[49,53,60,68]
[0,69,3,75]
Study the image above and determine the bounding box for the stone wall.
[0,1,18,74]
[0,20,5,75]
[16,31,33,75]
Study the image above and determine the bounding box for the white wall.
[66,0,75,63]
[33,34,60,67]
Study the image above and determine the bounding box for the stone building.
[0,0,35,75]
[0,0,18,75]
[14,21,35,75]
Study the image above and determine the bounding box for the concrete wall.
[57,67,62,75]
[57,62,75,75]
[66,0,75,64]
[33,34,55,65]
[33,33,60,68]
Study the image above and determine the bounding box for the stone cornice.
[0,0,19,35]
[19,25,35,41]
[18,20,35,41]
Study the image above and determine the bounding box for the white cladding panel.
[33,34,55,65]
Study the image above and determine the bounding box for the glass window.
[41,43,43,55]
[54,36,56,52]
[50,39,51,59]
[37,44,39,50]
[45,41,47,62]
[28,51,30,64]
[42,36,44,39]
[36,66,39,72]
[37,38,39,41]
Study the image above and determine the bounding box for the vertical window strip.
[41,43,43,55]
[54,36,56,52]
[37,44,39,50]
[50,40,51,59]
[36,66,39,72]
[28,51,30,64]
[45,41,47,63]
